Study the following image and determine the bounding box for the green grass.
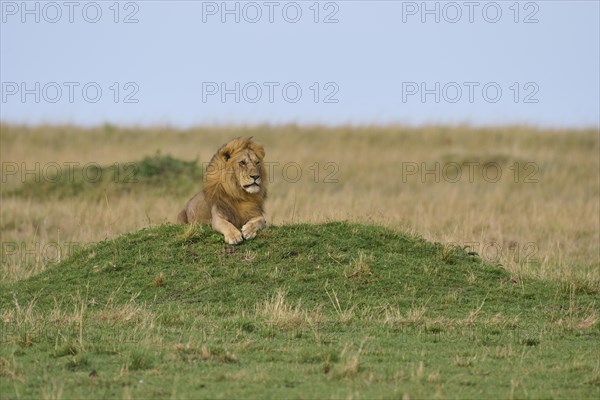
[1,223,598,399]
[5,153,201,199]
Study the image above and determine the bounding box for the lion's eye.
[239,160,247,167]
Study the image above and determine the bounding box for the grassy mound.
[6,153,201,199]
[1,223,598,399]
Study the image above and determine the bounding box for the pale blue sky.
[1,0,599,127]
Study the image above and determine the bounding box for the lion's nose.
[250,174,260,181]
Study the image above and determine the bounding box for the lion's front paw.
[241,222,260,240]
[224,228,243,245]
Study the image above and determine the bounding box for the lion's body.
[176,192,211,224]
[176,191,264,229]
[177,137,267,244]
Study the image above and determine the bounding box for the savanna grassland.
[1,124,598,283]
[0,124,599,399]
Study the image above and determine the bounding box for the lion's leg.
[176,209,188,224]
[211,205,243,245]
[241,215,266,241]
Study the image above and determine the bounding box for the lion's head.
[204,137,267,201]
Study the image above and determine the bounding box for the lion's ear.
[219,145,233,161]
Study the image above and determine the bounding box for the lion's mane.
[177,137,267,228]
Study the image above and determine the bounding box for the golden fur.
[177,137,267,244]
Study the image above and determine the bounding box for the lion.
[177,137,267,245]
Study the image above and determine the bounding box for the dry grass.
[345,252,374,279]
[1,288,157,352]
[1,123,598,284]
[325,287,355,324]
[333,342,365,379]
[384,306,428,327]
[256,290,323,329]
[173,342,238,364]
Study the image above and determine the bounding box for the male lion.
[177,137,267,244]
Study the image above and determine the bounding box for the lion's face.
[205,137,267,200]
[232,149,263,194]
